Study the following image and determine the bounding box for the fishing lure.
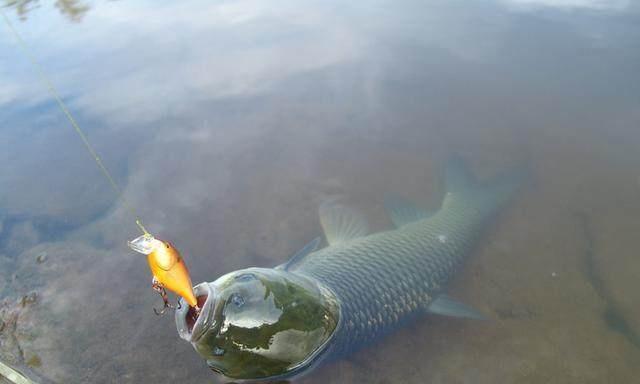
[129,234,199,315]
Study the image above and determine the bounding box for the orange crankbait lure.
[129,234,198,315]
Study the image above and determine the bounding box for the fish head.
[175,267,340,381]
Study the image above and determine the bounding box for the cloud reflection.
[1,0,363,126]
[501,0,629,10]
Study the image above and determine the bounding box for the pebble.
[20,291,38,307]
[36,252,47,264]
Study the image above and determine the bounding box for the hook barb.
[151,277,174,316]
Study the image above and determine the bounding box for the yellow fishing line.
[1,10,149,236]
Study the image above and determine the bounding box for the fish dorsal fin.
[425,294,486,320]
[384,195,431,227]
[319,200,369,245]
[279,237,322,271]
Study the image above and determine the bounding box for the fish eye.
[229,293,245,308]
[164,242,171,249]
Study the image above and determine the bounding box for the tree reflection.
[3,0,90,22]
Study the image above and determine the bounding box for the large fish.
[175,160,524,381]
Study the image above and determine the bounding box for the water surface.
[1,1,640,383]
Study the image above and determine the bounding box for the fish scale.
[293,181,515,357]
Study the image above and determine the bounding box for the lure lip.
[175,282,215,343]
[128,234,160,255]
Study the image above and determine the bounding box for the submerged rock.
[20,292,37,307]
[35,253,47,264]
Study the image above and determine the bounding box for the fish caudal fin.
[444,156,477,194]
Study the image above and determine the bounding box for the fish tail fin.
[490,165,529,204]
[444,156,477,194]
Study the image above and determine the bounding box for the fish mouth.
[175,282,216,343]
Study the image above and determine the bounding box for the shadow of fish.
[175,159,525,381]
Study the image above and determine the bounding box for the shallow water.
[1,0,640,383]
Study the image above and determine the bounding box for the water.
[1,0,639,382]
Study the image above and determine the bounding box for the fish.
[175,159,525,381]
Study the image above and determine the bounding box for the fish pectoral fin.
[278,237,322,271]
[319,199,370,245]
[425,294,486,320]
[384,195,432,227]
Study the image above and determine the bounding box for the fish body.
[292,168,514,357]
[175,160,523,381]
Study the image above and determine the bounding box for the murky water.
[1,0,639,383]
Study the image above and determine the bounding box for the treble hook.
[151,277,174,316]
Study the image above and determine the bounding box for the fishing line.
[1,10,149,236]
[1,9,198,322]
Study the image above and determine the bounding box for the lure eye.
[229,293,245,308]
